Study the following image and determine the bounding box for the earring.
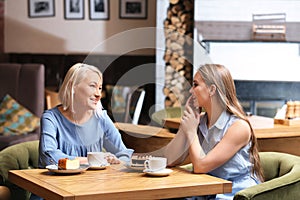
[209,85,216,96]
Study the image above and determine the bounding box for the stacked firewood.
[163,0,194,107]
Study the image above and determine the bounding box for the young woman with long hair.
[164,64,264,199]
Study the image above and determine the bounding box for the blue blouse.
[38,107,133,168]
[197,111,260,199]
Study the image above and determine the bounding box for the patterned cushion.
[0,94,40,135]
[106,85,134,113]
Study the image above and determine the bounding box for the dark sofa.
[0,63,44,150]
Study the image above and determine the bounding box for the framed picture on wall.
[89,0,110,20]
[28,0,55,18]
[64,0,84,20]
[119,0,147,19]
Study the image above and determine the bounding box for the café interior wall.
[4,0,156,55]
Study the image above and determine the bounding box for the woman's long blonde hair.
[198,64,264,182]
[58,63,102,112]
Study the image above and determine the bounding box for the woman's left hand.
[104,153,120,164]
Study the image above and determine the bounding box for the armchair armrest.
[234,159,300,200]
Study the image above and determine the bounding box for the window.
[208,42,300,81]
[195,0,300,22]
[195,0,300,41]
[194,0,300,82]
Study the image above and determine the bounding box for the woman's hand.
[104,153,120,164]
[181,96,201,136]
[186,95,201,116]
[181,105,201,136]
[77,157,89,165]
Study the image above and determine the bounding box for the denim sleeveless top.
[198,111,260,199]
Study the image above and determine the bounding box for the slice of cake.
[58,158,80,170]
[130,154,152,168]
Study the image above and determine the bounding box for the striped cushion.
[0,94,40,135]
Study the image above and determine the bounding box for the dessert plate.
[143,168,173,177]
[46,164,89,174]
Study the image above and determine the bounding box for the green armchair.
[234,152,300,200]
[0,140,39,200]
[151,107,183,126]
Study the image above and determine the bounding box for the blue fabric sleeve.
[100,112,134,163]
[39,110,76,168]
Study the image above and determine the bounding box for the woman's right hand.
[187,95,201,113]
[180,97,201,136]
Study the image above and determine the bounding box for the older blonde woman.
[38,63,133,168]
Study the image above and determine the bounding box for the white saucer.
[124,163,145,171]
[88,164,109,170]
[143,168,173,177]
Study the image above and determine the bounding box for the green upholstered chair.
[105,85,146,124]
[151,107,183,126]
[234,152,300,200]
[0,140,39,200]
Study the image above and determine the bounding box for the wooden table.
[9,164,232,200]
[163,115,300,156]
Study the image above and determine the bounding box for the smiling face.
[189,71,211,109]
[73,70,102,111]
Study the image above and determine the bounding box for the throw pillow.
[0,94,40,135]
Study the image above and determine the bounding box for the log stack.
[163,0,194,107]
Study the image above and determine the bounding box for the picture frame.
[89,0,110,20]
[119,0,147,19]
[64,0,84,20]
[28,0,55,18]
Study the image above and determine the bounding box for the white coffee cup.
[144,157,167,172]
[87,152,108,166]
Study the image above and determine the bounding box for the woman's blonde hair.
[58,63,102,112]
[198,64,264,182]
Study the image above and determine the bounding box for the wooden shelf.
[274,118,300,126]
[195,21,300,43]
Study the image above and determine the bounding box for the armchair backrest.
[105,85,145,124]
[124,88,145,125]
[0,63,45,118]
[234,152,300,200]
[260,151,300,181]
[0,140,39,200]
